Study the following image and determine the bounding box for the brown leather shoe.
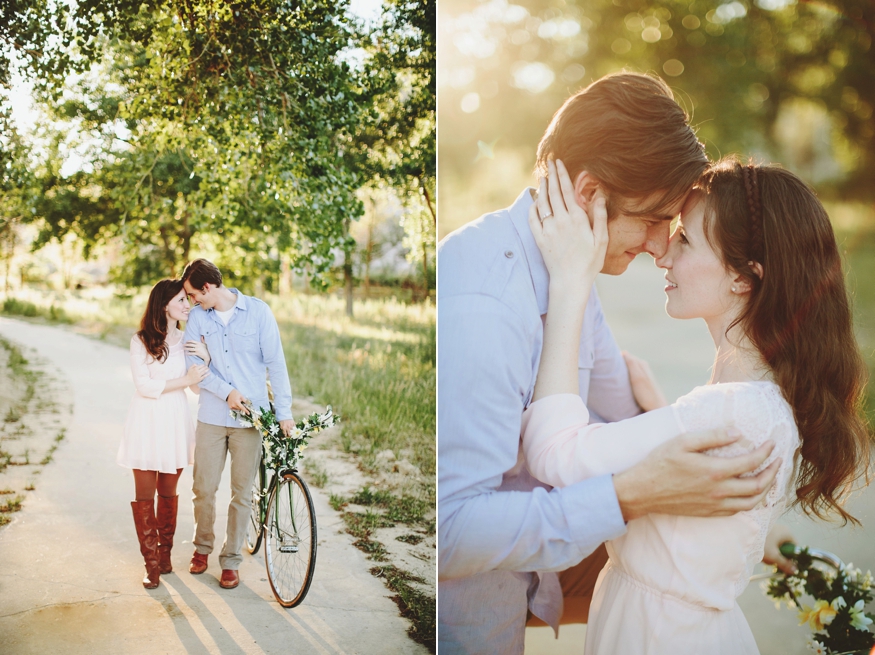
[190,551,208,574]
[219,569,239,589]
[131,500,160,589]
[156,494,178,574]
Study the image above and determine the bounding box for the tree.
[12,0,371,289]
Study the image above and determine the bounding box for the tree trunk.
[279,256,291,296]
[344,217,354,317]
[421,232,429,303]
[364,199,374,300]
[419,176,436,227]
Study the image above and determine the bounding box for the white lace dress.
[117,334,196,473]
[521,382,799,655]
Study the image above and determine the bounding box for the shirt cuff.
[560,474,627,557]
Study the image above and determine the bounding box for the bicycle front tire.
[264,471,317,607]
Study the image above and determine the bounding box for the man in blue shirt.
[438,73,783,653]
[181,259,293,590]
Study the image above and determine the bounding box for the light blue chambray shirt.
[438,189,642,654]
[183,289,292,427]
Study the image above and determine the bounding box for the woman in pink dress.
[117,279,210,588]
[523,157,871,653]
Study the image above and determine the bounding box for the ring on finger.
[540,210,553,220]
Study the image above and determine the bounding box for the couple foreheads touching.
[437,72,871,654]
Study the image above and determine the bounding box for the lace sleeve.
[673,383,800,597]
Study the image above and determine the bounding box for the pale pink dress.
[117,333,195,473]
[521,382,799,655]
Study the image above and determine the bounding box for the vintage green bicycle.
[234,404,339,608]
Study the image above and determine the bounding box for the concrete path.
[0,317,427,655]
[527,256,875,655]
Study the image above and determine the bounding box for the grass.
[269,294,435,480]
[370,565,435,652]
[331,485,435,651]
[0,495,24,513]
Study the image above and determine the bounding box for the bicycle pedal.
[279,545,299,553]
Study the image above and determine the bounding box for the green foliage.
[4,0,434,293]
[370,564,435,651]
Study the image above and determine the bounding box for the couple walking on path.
[119,258,294,591]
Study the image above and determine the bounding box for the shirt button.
[504,250,514,258]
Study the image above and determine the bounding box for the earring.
[731,286,737,292]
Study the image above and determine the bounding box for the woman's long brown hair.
[137,279,185,363]
[699,157,872,524]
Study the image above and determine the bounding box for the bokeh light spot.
[510,61,555,94]
[641,26,662,43]
[461,92,481,113]
[663,59,684,76]
[561,63,586,83]
[682,15,701,29]
[612,38,632,54]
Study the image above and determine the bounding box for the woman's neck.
[706,316,772,385]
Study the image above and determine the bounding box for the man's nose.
[644,222,671,259]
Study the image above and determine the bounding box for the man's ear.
[573,170,601,214]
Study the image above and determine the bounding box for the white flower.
[849,599,874,631]
[806,638,827,654]
[862,570,872,591]
[269,423,279,436]
[831,596,847,611]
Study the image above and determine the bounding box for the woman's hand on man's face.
[528,158,608,291]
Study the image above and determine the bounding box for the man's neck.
[214,287,238,312]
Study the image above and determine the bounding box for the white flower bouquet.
[231,403,340,480]
[764,543,874,654]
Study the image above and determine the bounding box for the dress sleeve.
[521,394,682,488]
[584,286,642,422]
[129,335,166,399]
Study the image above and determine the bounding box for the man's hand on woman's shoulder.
[613,429,780,522]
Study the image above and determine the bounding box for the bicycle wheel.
[264,471,317,607]
[246,463,266,555]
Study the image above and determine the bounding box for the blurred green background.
[438,0,875,415]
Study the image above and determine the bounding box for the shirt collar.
[508,188,549,315]
[207,288,247,314]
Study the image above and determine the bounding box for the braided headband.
[741,164,764,263]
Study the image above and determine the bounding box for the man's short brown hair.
[181,259,223,290]
[536,72,708,216]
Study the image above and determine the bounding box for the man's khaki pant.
[192,421,262,570]
[526,544,609,626]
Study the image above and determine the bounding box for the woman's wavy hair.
[699,156,872,524]
[137,278,185,363]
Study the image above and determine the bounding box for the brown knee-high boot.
[156,494,178,574]
[131,499,160,588]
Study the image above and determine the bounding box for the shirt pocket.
[233,325,260,354]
